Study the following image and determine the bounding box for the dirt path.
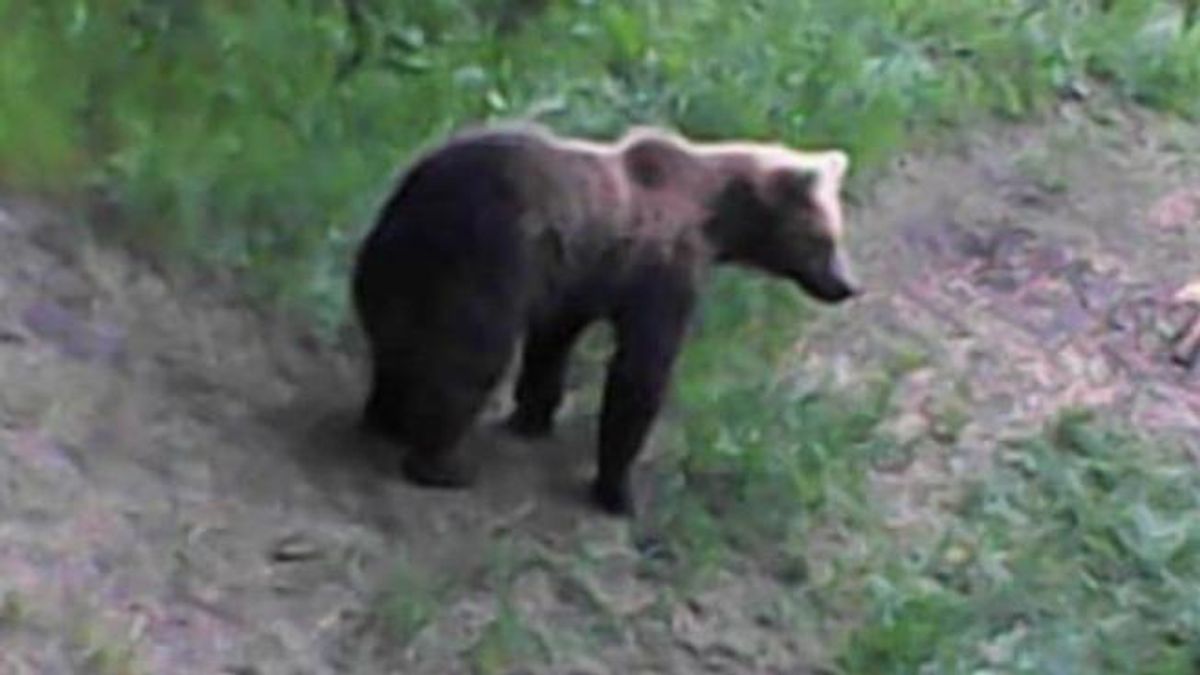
[2,106,1198,674]
[799,104,1200,540]
[0,197,817,673]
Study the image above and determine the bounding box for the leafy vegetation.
[841,413,1200,674]
[378,552,448,646]
[636,273,893,583]
[2,1,1199,327]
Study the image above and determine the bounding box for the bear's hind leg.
[363,365,409,438]
[375,321,518,489]
[397,382,486,488]
[395,349,516,487]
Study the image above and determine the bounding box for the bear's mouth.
[792,271,860,304]
[792,249,861,303]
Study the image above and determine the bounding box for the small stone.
[986,226,1036,261]
[942,543,972,566]
[974,267,1025,294]
[1031,243,1072,273]
[269,533,323,563]
[20,299,125,365]
[1173,280,1200,304]
[1065,262,1122,312]
[579,554,657,617]
[880,412,927,447]
[509,569,560,620]
[561,656,610,675]
[1147,187,1200,230]
[0,327,25,344]
[1061,79,1091,101]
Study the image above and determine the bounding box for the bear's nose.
[826,281,859,302]
[830,251,861,298]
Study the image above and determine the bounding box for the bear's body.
[353,124,858,514]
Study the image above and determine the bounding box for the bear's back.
[378,125,731,288]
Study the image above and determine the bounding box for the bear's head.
[705,145,860,303]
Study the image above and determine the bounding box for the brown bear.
[352,123,859,515]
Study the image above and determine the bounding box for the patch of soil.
[1,104,1198,673]
[0,199,819,674]
[795,104,1200,538]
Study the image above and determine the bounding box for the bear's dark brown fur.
[352,124,858,515]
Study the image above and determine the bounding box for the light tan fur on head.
[696,141,849,240]
[511,124,851,259]
[523,124,858,298]
[792,148,849,241]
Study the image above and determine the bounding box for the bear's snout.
[807,276,859,303]
[798,248,860,303]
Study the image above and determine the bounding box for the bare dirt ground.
[799,104,1200,543]
[2,105,1198,674]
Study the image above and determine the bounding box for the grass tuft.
[840,412,1200,674]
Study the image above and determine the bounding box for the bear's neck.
[697,150,770,265]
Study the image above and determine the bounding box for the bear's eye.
[787,206,837,249]
[796,222,834,250]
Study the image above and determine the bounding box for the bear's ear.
[821,150,850,184]
[767,150,850,206]
[765,166,818,207]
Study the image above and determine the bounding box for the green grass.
[625,268,906,587]
[370,392,1200,672]
[469,602,551,675]
[377,551,449,647]
[2,1,1199,328]
[840,412,1200,674]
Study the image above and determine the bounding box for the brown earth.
[1,105,1198,674]
[798,104,1200,542]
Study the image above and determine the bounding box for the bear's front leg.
[594,271,694,515]
[507,308,592,438]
